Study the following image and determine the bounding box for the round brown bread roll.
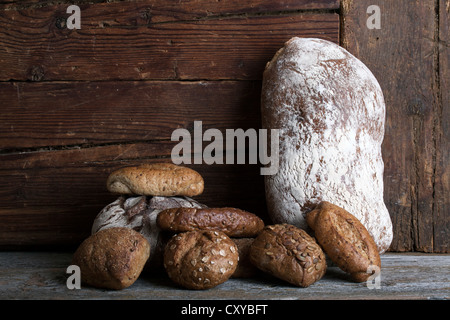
[106,163,204,197]
[72,227,150,290]
[249,224,326,287]
[261,37,393,253]
[163,230,238,290]
[157,207,264,237]
[306,201,381,282]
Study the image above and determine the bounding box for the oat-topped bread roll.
[261,37,393,253]
[157,207,264,237]
[92,195,207,267]
[306,201,381,282]
[106,163,204,197]
[164,230,239,290]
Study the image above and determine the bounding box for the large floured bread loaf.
[261,37,393,253]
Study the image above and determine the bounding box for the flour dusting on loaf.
[261,38,393,253]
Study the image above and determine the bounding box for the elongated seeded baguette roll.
[106,163,204,197]
[261,38,393,253]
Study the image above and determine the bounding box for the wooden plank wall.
[0,0,339,248]
[341,0,448,253]
[0,0,448,252]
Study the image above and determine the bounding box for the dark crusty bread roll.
[163,230,238,290]
[106,163,204,197]
[72,227,150,290]
[261,37,393,253]
[249,224,326,287]
[156,207,264,237]
[306,201,381,282]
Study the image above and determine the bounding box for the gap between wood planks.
[0,0,340,16]
[0,138,172,156]
[430,0,443,252]
[411,0,443,252]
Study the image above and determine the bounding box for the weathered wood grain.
[0,81,261,149]
[0,0,447,253]
[0,0,339,12]
[0,147,266,247]
[435,0,450,253]
[341,0,448,253]
[0,252,448,300]
[0,1,340,249]
[0,2,339,81]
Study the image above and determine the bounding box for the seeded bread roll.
[306,201,381,282]
[261,37,393,253]
[106,163,204,197]
[249,224,326,287]
[72,227,150,290]
[163,230,238,290]
[157,207,264,237]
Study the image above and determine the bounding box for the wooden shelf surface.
[0,252,448,300]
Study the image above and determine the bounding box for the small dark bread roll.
[157,207,264,237]
[249,224,326,287]
[106,163,204,197]
[72,227,150,290]
[163,230,238,290]
[306,201,381,282]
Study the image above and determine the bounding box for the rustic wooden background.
[0,0,447,252]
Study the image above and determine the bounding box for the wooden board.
[0,252,448,300]
[1,0,447,252]
[341,0,449,253]
[0,0,340,248]
[0,81,262,148]
[0,1,339,81]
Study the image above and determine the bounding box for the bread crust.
[157,207,264,237]
[306,201,381,282]
[106,163,204,197]
[72,227,150,290]
[163,230,238,289]
[249,224,326,287]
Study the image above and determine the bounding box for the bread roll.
[306,201,381,282]
[249,224,326,287]
[106,163,204,197]
[163,231,238,290]
[72,227,150,290]
[261,38,392,253]
[157,207,264,237]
